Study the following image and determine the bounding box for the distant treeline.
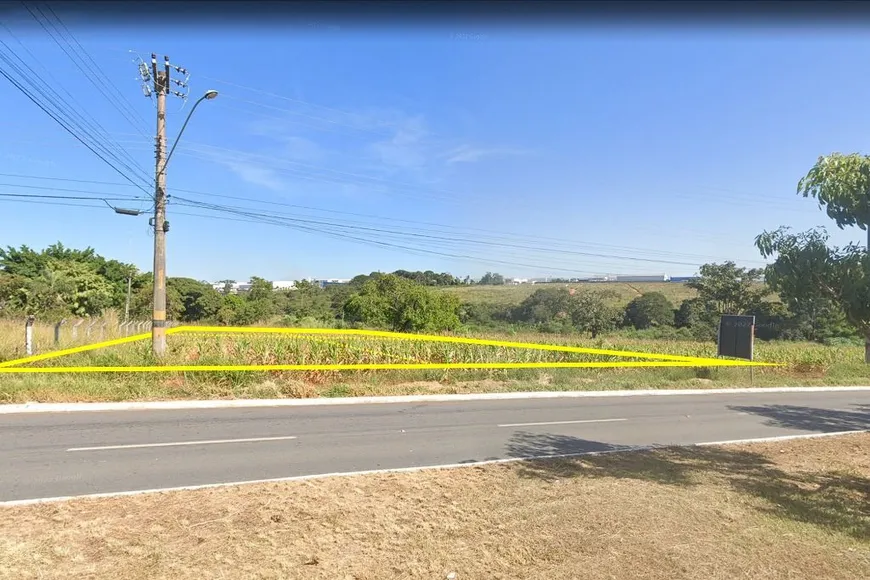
[0,243,861,345]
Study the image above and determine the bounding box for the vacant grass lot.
[437,281,701,306]
[1,433,868,579]
[0,325,867,403]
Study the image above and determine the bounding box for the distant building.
[212,280,297,294]
[314,278,350,288]
[615,275,670,283]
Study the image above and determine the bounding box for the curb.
[2,385,870,414]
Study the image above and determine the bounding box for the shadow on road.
[502,427,870,541]
[728,404,870,433]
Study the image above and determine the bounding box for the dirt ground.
[1,434,868,580]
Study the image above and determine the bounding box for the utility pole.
[135,52,213,357]
[151,54,170,357]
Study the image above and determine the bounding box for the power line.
[0,171,768,265]
[0,192,146,201]
[0,198,107,209]
[170,208,627,276]
[0,37,152,195]
[156,139,806,215]
[38,4,151,139]
[171,196,737,269]
[0,193,765,275]
[0,181,144,198]
[11,8,151,185]
[0,62,150,195]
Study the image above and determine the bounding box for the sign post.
[717,314,756,384]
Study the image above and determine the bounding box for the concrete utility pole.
[138,52,216,357]
[151,54,169,357]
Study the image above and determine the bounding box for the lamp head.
[204,89,218,100]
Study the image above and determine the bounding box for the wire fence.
[1,316,182,358]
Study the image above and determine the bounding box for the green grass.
[437,281,701,306]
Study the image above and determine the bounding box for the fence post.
[99,321,107,341]
[25,315,35,355]
[71,319,84,340]
[54,319,66,345]
[85,320,96,339]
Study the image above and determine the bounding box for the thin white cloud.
[443,144,535,165]
[368,116,430,170]
[222,161,286,191]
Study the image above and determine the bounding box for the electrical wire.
[0,192,145,201]
[17,5,151,186]
[0,171,768,265]
[0,47,151,195]
[0,194,767,275]
[38,3,151,139]
[171,196,711,268]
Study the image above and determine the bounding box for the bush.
[343,274,461,332]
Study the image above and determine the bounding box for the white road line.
[4,429,867,507]
[2,385,870,414]
[67,435,297,452]
[498,418,627,428]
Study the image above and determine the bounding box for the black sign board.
[717,315,755,360]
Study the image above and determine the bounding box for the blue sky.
[0,16,867,283]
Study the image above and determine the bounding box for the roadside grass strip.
[0,326,778,373]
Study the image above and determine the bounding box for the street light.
[163,89,219,173]
[103,199,143,216]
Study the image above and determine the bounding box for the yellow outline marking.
[174,326,723,363]
[0,361,775,373]
[0,325,779,373]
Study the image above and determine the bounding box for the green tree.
[129,277,221,322]
[513,287,620,337]
[215,294,248,325]
[0,245,51,278]
[570,288,621,338]
[756,227,868,357]
[682,262,769,342]
[0,243,142,316]
[7,260,113,318]
[343,274,460,332]
[167,278,223,322]
[513,287,574,326]
[792,152,870,358]
[237,277,278,323]
[324,283,354,319]
[624,292,675,330]
[798,153,870,232]
[478,272,505,286]
[247,277,273,301]
[392,270,461,286]
[283,279,333,321]
[687,262,769,316]
[675,297,719,341]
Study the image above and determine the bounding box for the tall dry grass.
[1,317,866,404]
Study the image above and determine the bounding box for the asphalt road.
[2,390,869,502]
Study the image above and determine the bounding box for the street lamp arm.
[160,89,218,176]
